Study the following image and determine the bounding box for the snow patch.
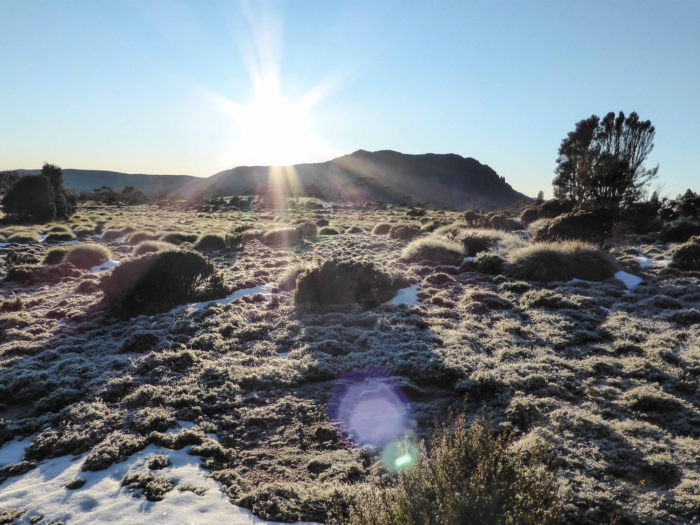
[90,260,119,273]
[0,437,31,468]
[615,271,643,291]
[0,441,317,525]
[170,283,276,314]
[0,242,10,248]
[635,253,670,269]
[384,284,421,306]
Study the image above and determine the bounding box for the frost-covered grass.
[0,203,698,524]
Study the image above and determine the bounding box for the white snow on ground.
[115,236,126,242]
[170,283,277,314]
[0,242,10,248]
[635,253,671,269]
[0,437,31,468]
[0,429,317,525]
[383,284,421,306]
[615,270,643,291]
[93,234,104,240]
[90,260,119,273]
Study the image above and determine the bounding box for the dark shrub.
[507,241,617,282]
[407,207,426,218]
[100,250,227,316]
[671,236,700,270]
[159,232,199,245]
[44,247,69,265]
[474,253,505,275]
[262,228,301,246]
[295,260,397,308]
[318,227,339,235]
[65,243,111,269]
[194,233,240,251]
[1,175,56,223]
[457,229,515,256]
[660,219,700,243]
[371,223,391,235]
[389,224,421,240]
[532,210,613,243]
[344,413,561,525]
[520,199,574,224]
[677,194,700,218]
[401,237,463,265]
[622,201,661,233]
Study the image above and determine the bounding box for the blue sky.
[1,0,698,197]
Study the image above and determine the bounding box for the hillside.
[207,150,530,209]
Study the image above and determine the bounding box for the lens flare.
[381,435,420,473]
[328,370,412,448]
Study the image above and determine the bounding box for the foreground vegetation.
[0,197,698,524]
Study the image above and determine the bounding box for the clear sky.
[1,0,698,197]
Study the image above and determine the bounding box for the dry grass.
[65,243,111,269]
[400,236,463,265]
[507,241,617,282]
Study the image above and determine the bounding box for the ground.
[0,202,698,524]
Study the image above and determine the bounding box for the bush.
[194,233,240,251]
[532,210,613,243]
[458,229,514,256]
[159,232,199,245]
[44,247,69,265]
[318,227,340,235]
[389,224,421,240]
[519,199,573,225]
[65,243,111,269]
[343,413,561,525]
[474,253,505,275]
[1,175,55,223]
[44,231,77,242]
[371,223,391,235]
[100,250,227,316]
[401,237,463,265]
[262,228,301,246]
[660,219,700,243]
[295,260,398,308]
[671,236,700,270]
[507,241,617,282]
[132,240,176,256]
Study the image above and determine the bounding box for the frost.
[614,270,643,291]
[170,283,277,314]
[90,260,119,273]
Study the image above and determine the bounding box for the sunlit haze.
[1,0,699,196]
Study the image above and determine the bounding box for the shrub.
[194,233,240,251]
[44,231,77,242]
[660,219,700,243]
[44,247,69,265]
[389,224,421,240]
[371,223,391,235]
[671,236,700,270]
[159,232,199,245]
[474,253,505,275]
[343,413,561,525]
[532,210,613,243]
[65,243,111,269]
[520,199,573,225]
[507,241,617,282]
[400,237,463,265]
[132,240,176,256]
[6,231,40,244]
[100,250,227,316]
[262,228,301,246]
[295,260,398,308]
[125,231,158,245]
[318,227,340,235]
[458,229,515,256]
[1,175,55,223]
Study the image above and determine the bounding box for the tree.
[553,111,658,208]
[1,163,75,223]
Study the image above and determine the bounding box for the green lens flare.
[394,453,414,469]
[381,435,419,473]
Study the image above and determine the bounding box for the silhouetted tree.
[553,111,658,208]
[41,163,75,219]
[536,190,545,204]
[2,175,56,222]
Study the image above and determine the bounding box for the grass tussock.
[100,250,227,316]
[457,228,523,256]
[159,232,199,245]
[261,227,301,246]
[65,243,111,269]
[132,240,177,256]
[400,236,463,265]
[194,232,240,251]
[43,247,69,265]
[125,231,159,245]
[507,241,617,282]
[671,236,700,270]
[318,226,340,235]
[342,413,561,525]
[44,231,77,242]
[389,224,421,240]
[295,260,398,308]
[6,231,40,244]
[371,223,391,235]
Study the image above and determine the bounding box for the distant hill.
[205,150,530,209]
[15,169,198,195]
[10,151,531,209]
